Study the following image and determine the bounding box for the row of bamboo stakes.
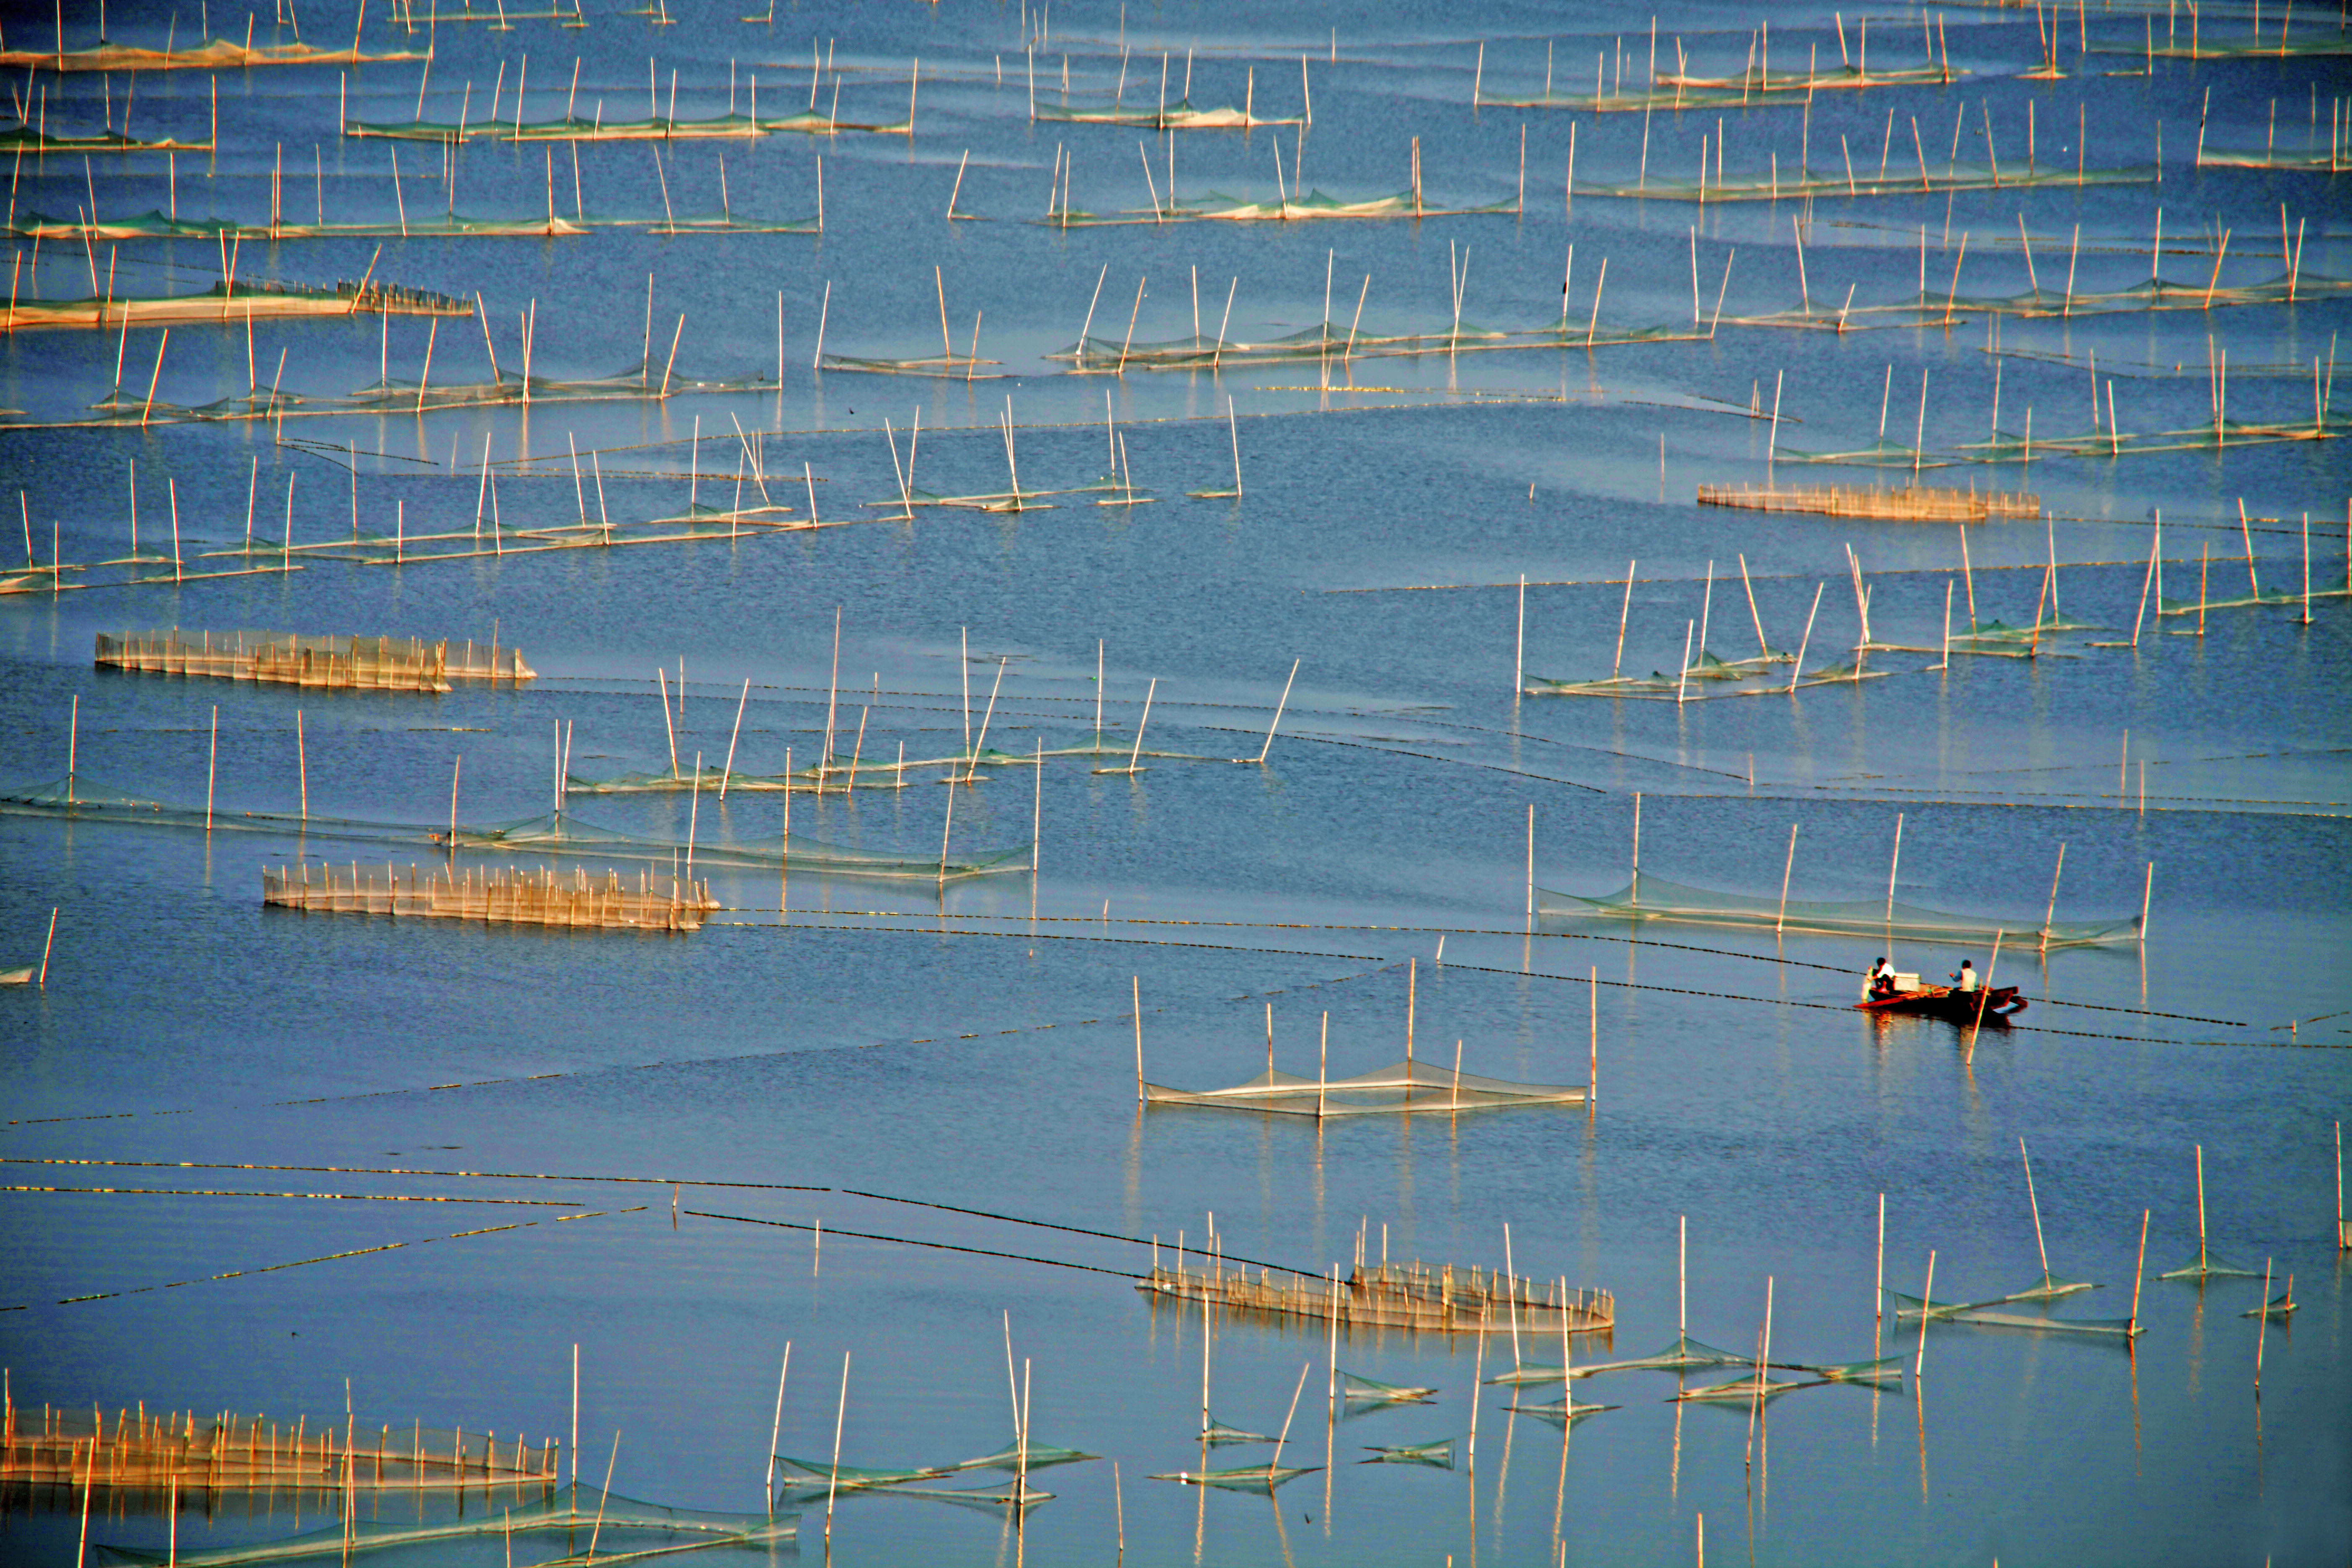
[1139,1251,1613,1336]
[95,630,533,691]
[261,862,718,931]
[0,1400,557,1489]
[1696,483,2041,522]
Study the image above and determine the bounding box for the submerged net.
[1359,1438,1456,1468]
[772,1455,950,1490]
[1567,1332,1749,1377]
[1671,1372,1818,1404]
[93,1487,793,1566]
[949,1436,1095,1472]
[1540,871,2140,946]
[1200,1416,1271,1446]
[1944,1308,2138,1336]
[444,810,1029,881]
[1501,1395,1617,1423]
[1148,1462,1315,1493]
[1144,1060,1586,1117]
[1338,1371,1435,1404]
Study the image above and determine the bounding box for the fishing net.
[2156,1256,2264,1282]
[1790,1354,1904,1386]
[1338,1372,1435,1405]
[0,774,414,846]
[1567,1332,1749,1377]
[443,809,1030,880]
[92,1487,794,1566]
[1148,1463,1315,1493]
[771,1456,949,1490]
[1501,1395,1617,1423]
[1945,1308,2140,1337]
[1033,99,1301,129]
[1199,1416,1271,1446]
[949,1436,1096,1472]
[1540,872,2140,946]
[1359,1439,1456,1468]
[2242,1291,2296,1320]
[1671,1372,1816,1404]
[0,39,423,71]
[1143,1060,1587,1117]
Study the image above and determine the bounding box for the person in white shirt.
[1950,959,1979,993]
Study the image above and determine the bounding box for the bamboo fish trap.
[263,863,717,932]
[1140,1259,1613,1336]
[1,1402,557,1490]
[96,630,532,690]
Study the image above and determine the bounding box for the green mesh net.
[1338,1371,1436,1405]
[93,1486,793,1565]
[1541,871,2140,946]
[1144,1060,1587,1117]
[1147,1462,1316,1493]
[1359,1438,1457,1468]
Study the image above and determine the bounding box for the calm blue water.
[2,3,2347,1565]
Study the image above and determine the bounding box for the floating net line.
[2156,1256,2265,1282]
[1540,872,2142,947]
[2,278,469,334]
[818,352,1003,379]
[2112,34,2352,60]
[1568,1332,1763,1378]
[442,810,1031,881]
[770,1452,1067,1509]
[2243,1289,2297,1320]
[1697,482,2039,521]
[343,109,908,142]
[1143,1059,1588,1117]
[1945,1308,2139,1336]
[92,1486,794,1566]
[1576,159,2150,205]
[1140,1259,1612,1336]
[1034,99,1302,130]
[0,779,1026,881]
[0,125,210,154]
[1338,1371,1435,1405]
[2197,145,2346,172]
[8,209,815,243]
[0,39,423,71]
[1359,1438,1456,1467]
[95,630,533,690]
[1041,189,1518,229]
[263,863,720,933]
[4,1406,556,1491]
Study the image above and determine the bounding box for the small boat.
[1854,981,2026,1023]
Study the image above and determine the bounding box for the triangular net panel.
[1144,1060,1586,1117]
[771,1455,951,1491]
[1501,1394,1617,1423]
[1200,1415,1272,1446]
[1569,1332,1751,1376]
[1359,1438,1457,1468]
[1787,1354,1905,1387]
[1671,1371,1819,1404]
[2157,1256,2267,1282]
[1148,1462,1317,1493]
[1338,1371,1436,1404]
[1541,871,2140,946]
[949,1435,1096,1473]
[93,1486,794,1565]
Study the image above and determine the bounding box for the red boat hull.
[1853,985,2026,1024]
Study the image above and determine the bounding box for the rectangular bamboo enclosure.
[1140,1258,1613,1335]
[263,862,717,931]
[97,630,534,690]
[1697,482,2041,521]
[1,1402,558,1490]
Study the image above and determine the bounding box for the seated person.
[1867,957,1898,998]
[1950,959,1979,993]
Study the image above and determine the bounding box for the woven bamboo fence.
[1697,482,2040,521]
[1140,1258,1612,1335]
[2,1403,557,1490]
[96,630,534,690]
[263,862,716,931]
